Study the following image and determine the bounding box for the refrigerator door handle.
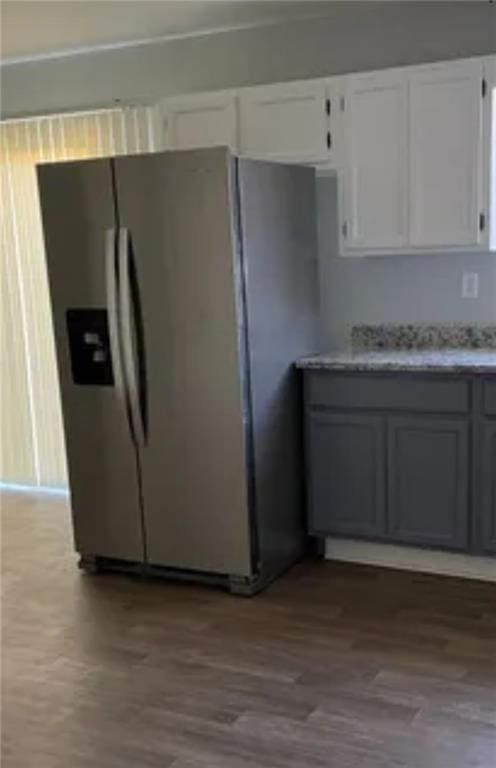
[118,227,147,447]
[105,228,127,404]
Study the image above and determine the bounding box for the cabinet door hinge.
[342,221,348,238]
[340,96,345,112]
[482,78,487,98]
[479,212,486,232]
[325,98,331,115]
[326,131,332,150]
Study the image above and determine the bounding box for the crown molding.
[0,11,329,67]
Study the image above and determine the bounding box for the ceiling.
[1,1,337,63]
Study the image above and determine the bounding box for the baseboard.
[325,538,496,582]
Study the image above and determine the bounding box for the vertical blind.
[0,105,161,488]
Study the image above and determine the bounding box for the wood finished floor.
[2,490,496,768]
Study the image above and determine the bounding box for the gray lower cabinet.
[387,416,469,550]
[307,412,386,538]
[481,421,496,553]
[304,371,494,555]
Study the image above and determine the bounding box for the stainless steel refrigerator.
[38,148,317,594]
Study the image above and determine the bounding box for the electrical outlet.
[462,272,479,299]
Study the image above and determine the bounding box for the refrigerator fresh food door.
[113,149,253,576]
[37,159,145,562]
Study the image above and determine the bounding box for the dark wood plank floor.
[2,490,496,767]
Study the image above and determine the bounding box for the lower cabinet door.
[387,416,469,549]
[481,421,496,554]
[308,412,386,538]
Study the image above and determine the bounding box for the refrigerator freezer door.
[37,159,145,562]
[114,149,252,576]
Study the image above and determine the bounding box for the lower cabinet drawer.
[307,372,469,414]
[483,380,496,416]
[387,416,469,550]
[307,411,387,538]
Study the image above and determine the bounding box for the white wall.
[317,177,496,349]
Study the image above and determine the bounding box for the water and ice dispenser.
[66,309,114,386]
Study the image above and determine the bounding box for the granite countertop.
[296,348,496,374]
[297,324,496,374]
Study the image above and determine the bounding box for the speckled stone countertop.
[351,324,496,351]
[297,324,496,374]
[296,348,496,374]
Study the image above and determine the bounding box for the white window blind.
[0,105,161,488]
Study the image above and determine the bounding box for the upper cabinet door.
[409,60,484,248]
[162,91,238,151]
[239,80,330,163]
[489,56,496,252]
[342,69,408,251]
[326,76,344,170]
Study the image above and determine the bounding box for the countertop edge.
[296,361,496,374]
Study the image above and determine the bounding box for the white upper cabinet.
[326,77,344,170]
[239,79,334,164]
[162,91,238,151]
[341,69,408,251]
[340,56,492,255]
[489,56,496,252]
[409,59,484,248]
[156,55,494,256]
